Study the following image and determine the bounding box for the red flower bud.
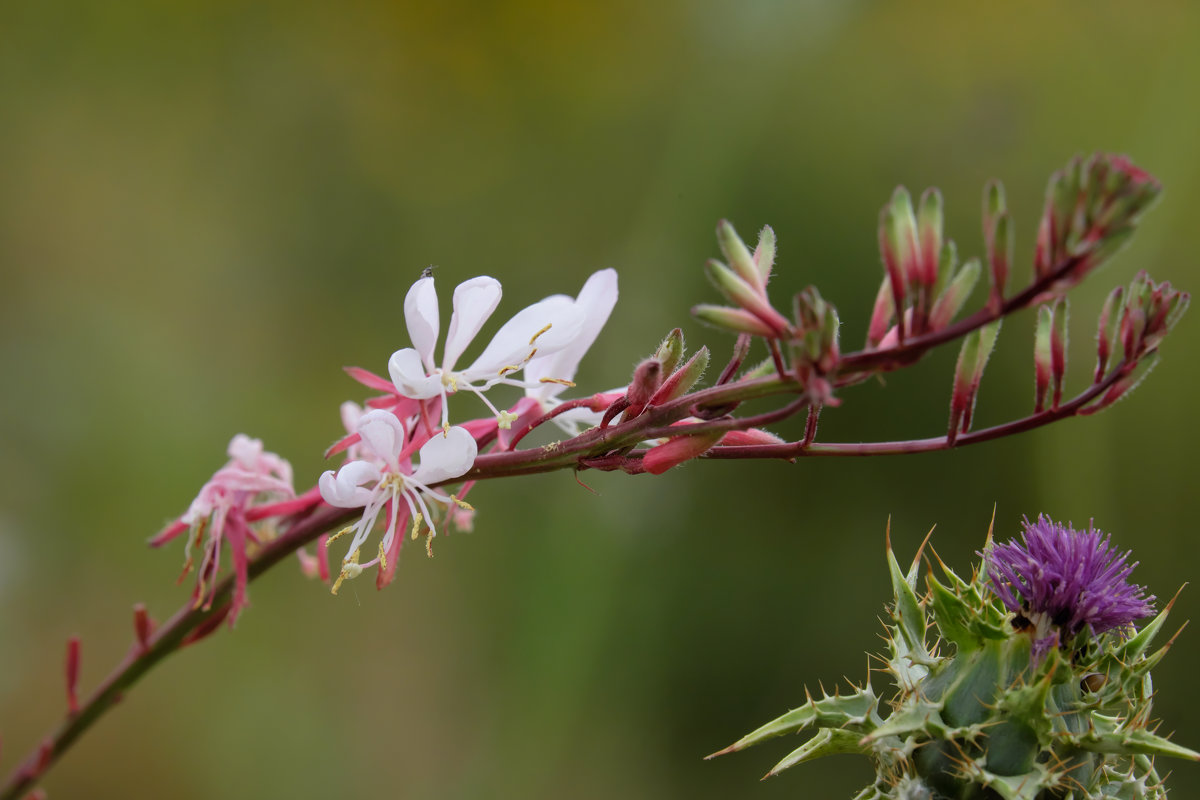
[643,431,724,475]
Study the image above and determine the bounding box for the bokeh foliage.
[1,2,1199,797]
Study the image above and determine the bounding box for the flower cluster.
[318,269,619,591]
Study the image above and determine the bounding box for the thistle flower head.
[985,515,1154,648]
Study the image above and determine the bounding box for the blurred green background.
[2,2,1199,797]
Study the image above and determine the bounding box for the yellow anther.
[538,377,576,387]
[451,495,475,511]
[442,422,451,437]
[425,532,435,558]
[498,364,521,377]
[325,525,355,546]
[378,541,389,574]
[497,410,519,430]
[529,323,553,345]
[410,512,425,541]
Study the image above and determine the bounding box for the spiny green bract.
[708,526,1197,799]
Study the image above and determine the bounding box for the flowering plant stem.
[0,506,355,800]
[2,153,1187,797]
[0,352,1128,800]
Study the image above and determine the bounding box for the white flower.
[318,409,477,591]
[388,272,615,428]
[523,269,618,403]
[524,269,621,434]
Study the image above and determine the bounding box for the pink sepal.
[344,366,396,393]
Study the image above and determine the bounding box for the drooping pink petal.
[412,426,478,485]
[344,366,397,394]
[525,269,618,399]
[443,277,502,370]
[319,461,382,508]
[325,431,361,459]
[404,276,440,371]
[375,503,413,589]
[388,348,444,399]
[149,518,190,547]
[224,514,252,625]
[245,485,324,521]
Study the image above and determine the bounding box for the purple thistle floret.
[985,515,1154,650]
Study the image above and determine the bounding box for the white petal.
[404,276,440,370]
[319,461,381,508]
[443,277,502,371]
[525,269,618,398]
[389,348,443,399]
[340,401,365,435]
[412,426,478,485]
[356,409,407,466]
[464,295,581,379]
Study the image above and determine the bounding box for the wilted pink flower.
[152,434,295,624]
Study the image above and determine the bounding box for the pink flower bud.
[917,188,943,287]
[133,604,153,654]
[867,277,895,347]
[1050,298,1068,409]
[649,347,709,405]
[718,429,786,447]
[65,636,81,714]
[948,322,1001,443]
[624,358,663,418]
[692,305,777,338]
[1033,305,1053,414]
[986,211,1011,314]
[1094,286,1123,381]
[643,431,724,475]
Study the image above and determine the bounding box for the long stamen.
[410,490,440,542]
